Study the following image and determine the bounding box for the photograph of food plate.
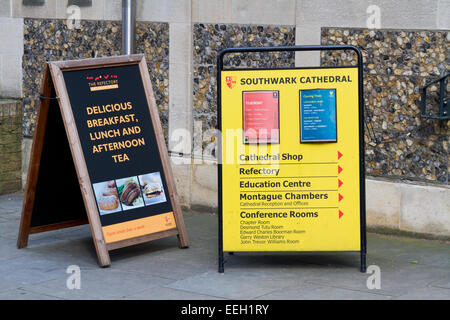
[92,180,122,215]
[115,176,145,211]
[138,172,167,206]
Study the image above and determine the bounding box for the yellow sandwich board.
[217,46,366,272]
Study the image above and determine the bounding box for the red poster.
[243,91,279,143]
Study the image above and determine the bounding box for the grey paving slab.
[21,268,175,300]
[1,234,101,271]
[51,224,92,241]
[0,219,21,239]
[183,212,218,241]
[367,234,450,269]
[123,286,224,300]
[20,237,101,269]
[0,255,69,292]
[2,212,22,222]
[110,223,218,278]
[112,239,218,280]
[166,270,307,300]
[0,207,17,215]
[306,263,450,298]
[0,209,19,219]
[0,235,32,262]
[393,286,450,300]
[0,193,23,212]
[0,215,11,222]
[431,277,450,290]
[0,288,63,300]
[255,281,392,300]
[110,235,190,261]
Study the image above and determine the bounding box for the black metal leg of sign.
[218,218,224,272]
[218,178,224,273]
[360,250,367,273]
[218,206,224,274]
[355,46,368,273]
[219,250,224,273]
[217,57,225,272]
[218,162,224,273]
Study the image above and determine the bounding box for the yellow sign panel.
[220,67,361,252]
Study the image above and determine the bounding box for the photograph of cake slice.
[92,180,121,215]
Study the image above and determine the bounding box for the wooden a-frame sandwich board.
[17,55,189,267]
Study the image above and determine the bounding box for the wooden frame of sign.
[17,55,189,267]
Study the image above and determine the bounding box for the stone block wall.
[321,28,449,185]
[0,100,22,195]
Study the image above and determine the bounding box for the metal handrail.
[420,72,449,120]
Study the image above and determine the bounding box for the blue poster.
[300,89,337,142]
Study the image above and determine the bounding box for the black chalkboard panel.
[30,94,87,227]
[62,64,173,227]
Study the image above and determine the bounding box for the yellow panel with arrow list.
[220,67,361,252]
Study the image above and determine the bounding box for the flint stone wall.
[321,28,449,185]
[22,18,169,139]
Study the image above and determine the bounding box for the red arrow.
[339,194,343,202]
[338,165,343,174]
[338,151,343,160]
[338,179,343,188]
[339,210,344,219]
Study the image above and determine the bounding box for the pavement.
[0,192,449,300]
